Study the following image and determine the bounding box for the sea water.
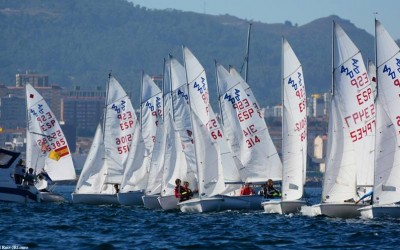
[0,186,398,249]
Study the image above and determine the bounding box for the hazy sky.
[129,0,400,39]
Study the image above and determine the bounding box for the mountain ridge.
[0,0,377,107]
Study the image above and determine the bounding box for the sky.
[129,0,400,39]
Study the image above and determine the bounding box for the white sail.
[74,124,108,194]
[160,112,193,196]
[25,83,76,181]
[191,112,225,197]
[120,121,149,192]
[104,76,137,184]
[144,60,172,196]
[217,65,282,182]
[282,38,307,201]
[170,56,197,182]
[322,23,375,203]
[141,74,163,151]
[183,46,241,187]
[373,20,400,205]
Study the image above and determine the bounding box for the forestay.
[282,38,307,201]
[25,83,76,181]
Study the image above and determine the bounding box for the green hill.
[0,0,375,107]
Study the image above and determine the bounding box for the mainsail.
[373,20,400,205]
[282,38,307,201]
[103,76,137,184]
[322,23,375,203]
[183,46,242,187]
[216,65,282,183]
[25,83,76,181]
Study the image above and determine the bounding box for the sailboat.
[72,75,137,205]
[25,83,76,202]
[181,47,253,211]
[118,73,162,206]
[142,60,171,209]
[216,63,283,209]
[178,111,227,213]
[262,38,307,214]
[359,20,400,219]
[0,148,41,203]
[316,22,375,218]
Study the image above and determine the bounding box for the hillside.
[0,0,375,107]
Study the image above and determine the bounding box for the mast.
[140,70,144,132]
[331,21,335,97]
[215,60,224,125]
[103,72,112,140]
[168,54,175,122]
[281,36,285,198]
[182,45,201,199]
[244,23,252,82]
[162,58,166,122]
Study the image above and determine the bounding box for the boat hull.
[218,195,263,210]
[262,199,307,214]
[158,195,179,210]
[142,194,162,209]
[318,203,366,218]
[117,191,144,206]
[0,185,41,203]
[359,204,400,219]
[40,191,66,202]
[179,197,224,213]
[72,193,119,205]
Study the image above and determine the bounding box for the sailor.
[264,179,281,198]
[174,178,188,202]
[355,191,373,205]
[240,183,255,195]
[183,181,195,200]
[23,168,36,186]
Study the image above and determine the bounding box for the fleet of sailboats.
[3,18,400,219]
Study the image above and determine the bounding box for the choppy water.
[1,186,399,249]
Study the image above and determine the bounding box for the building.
[61,87,106,136]
[16,73,49,87]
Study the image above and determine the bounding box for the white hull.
[0,185,41,203]
[72,193,119,205]
[179,197,224,213]
[142,194,162,209]
[359,204,400,219]
[262,199,307,214]
[117,191,144,206]
[218,195,264,210]
[317,203,366,218]
[40,191,66,202]
[158,195,179,210]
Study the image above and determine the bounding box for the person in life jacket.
[240,183,255,195]
[183,181,196,200]
[264,179,281,198]
[174,178,189,202]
